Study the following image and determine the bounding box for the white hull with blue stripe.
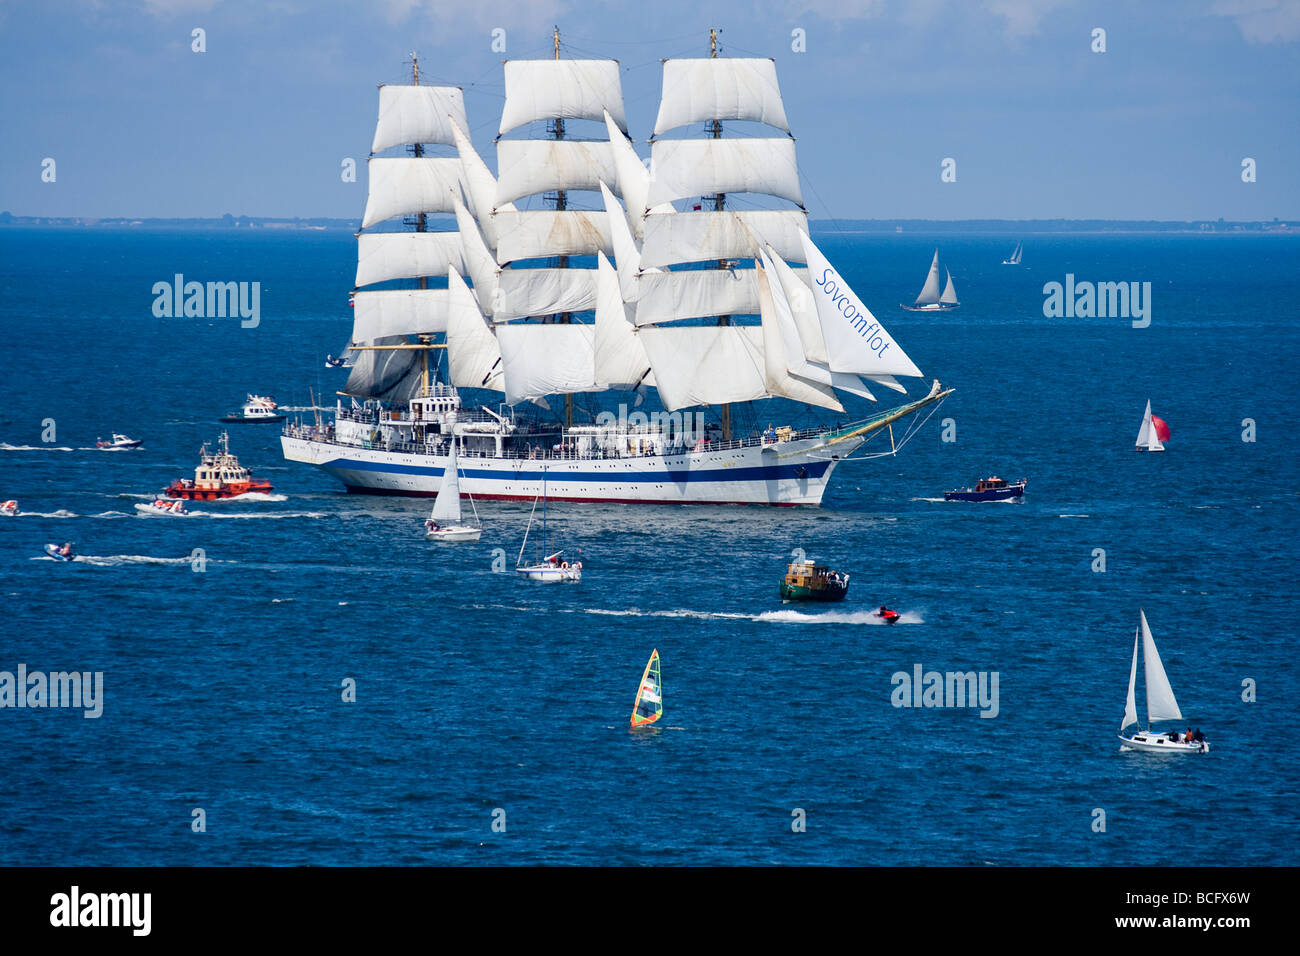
[280,432,854,506]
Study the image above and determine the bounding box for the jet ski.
[875,606,900,625]
[0,500,17,516]
[43,543,75,562]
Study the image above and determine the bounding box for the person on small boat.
[425,519,440,533]
[58,542,73,558]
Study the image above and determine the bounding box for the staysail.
[798,233,925,381]
[940,269,959,305]
[630,649,663,728]
[1140,609,1182,724]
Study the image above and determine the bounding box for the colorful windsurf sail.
[630,649,662,729]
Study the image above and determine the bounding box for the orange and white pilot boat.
[165,432,273,500]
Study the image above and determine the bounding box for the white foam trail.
[1,443,74,451]
[912,496,948,503]
[1057,514,1089,518]
[195,511,327,520]
[215,492,289,503]
[584,606,923,626]
[33,553,197,566]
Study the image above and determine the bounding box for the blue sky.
[2,0,1297,219]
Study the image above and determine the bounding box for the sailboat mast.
[708,27,732,442]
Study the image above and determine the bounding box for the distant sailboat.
[1135,400,1169,452]
[901,250,960,311]
[424,440,481,541]
[630,649,662,729]
[1002,241,1023,265]
[515,466,581,581]
[1118,610,1208,753]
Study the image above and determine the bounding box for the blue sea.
[1,227,1296,865]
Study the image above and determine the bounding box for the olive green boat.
[780,560,849,603]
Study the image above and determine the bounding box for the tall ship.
[281,32,952,506]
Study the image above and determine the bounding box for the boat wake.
[583,606,922,625]
[33,553,198,567]
[213,492,289,503]
[193,510,327,520]
[1,443,75,452]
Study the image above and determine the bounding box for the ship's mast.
[709,28,731,442]
[350,51,447,394]
[548,27,575,431]
[409,52,435,396]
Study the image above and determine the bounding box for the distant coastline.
[0,211,1295,234]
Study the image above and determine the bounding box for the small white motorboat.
[0,500,17,516]
[96,433,143,449]
[43,543,75,561]
[424,440,481,542]
[221,395,286,424]
[135,499,190,517]
[1118,609,1209,754]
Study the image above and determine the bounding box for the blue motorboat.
[944,476,1026,502]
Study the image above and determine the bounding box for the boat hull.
[900,303,960,312]
[944,485,1025,502]
[281,433,855,506]
[1119,732,1209,754]
[220,415,287,424]
[425,527,482,542]
[165,480,273,500]
[517,566,581,582]
[779,582,848,602]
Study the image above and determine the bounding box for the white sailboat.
[901,250,959,311]
[1118,609,1208,753]
[1135,399,1166,452]
[424,439,481,541]
[1002,241,1023,265]
[515,467,581,581]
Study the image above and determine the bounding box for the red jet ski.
[875,606,900,625]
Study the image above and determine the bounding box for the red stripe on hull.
[342,485,802,507]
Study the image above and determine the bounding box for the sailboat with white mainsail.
[1002,241,1023,265]
[281,33,953,506]
[515,466,581,581]
[1135,399,1168,452]
[1118,609,1209,753]
[901,250,959,311]
[424,437,481,541]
